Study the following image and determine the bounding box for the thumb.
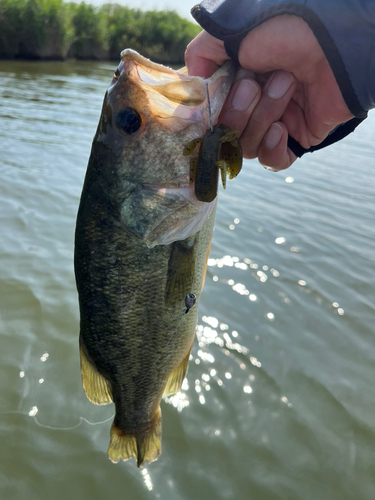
[185,31,230,78]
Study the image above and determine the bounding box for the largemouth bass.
[74,50,236,467]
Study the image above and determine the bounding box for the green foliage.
[103,4,144,59]
[31,0,75,57]
[106,8,201,63]
[0,0,26,57]
[0,0,200,63]
[0,0,75,58]
[69,2,109,59]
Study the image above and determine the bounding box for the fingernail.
[267,72,294,99]
[266,123,283,149]
[263,165,280,172]
[231,79,259,111]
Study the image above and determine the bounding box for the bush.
[0,0,201,63]
[0,0,26,58]
[69,2,109,59]
[104,6,200,63]
[20,0,74,58]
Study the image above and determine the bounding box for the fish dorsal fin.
[163,343,192,396]
[79,342,112,405]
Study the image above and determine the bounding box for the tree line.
[0,0,200,63]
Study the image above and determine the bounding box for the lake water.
[0,60,374,500]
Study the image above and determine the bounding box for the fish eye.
[116,108,142,134]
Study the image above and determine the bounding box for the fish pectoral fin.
[165,238,196,307]
[163,345,192,396]
[108,408,162,468]
[79,343,112,405]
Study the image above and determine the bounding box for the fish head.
[94,49,235,248]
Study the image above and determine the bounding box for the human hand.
[185,15,354,170]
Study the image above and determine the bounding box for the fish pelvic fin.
[108,408,162,467]
[79,343,112,405]
[163,344,192,397]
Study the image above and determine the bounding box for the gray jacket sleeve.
[191,0,374,156]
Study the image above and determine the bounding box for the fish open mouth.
[116,49,235,133]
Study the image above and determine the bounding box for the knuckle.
[241,143,258,160]
[184,42,196,63]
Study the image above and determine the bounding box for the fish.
[74,49,237,467]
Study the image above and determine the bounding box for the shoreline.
[0,55,186,65]
[0,0,199,66]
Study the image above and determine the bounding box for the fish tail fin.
[79,342,112,405]
[108,408,162,467]
[163,344,192,396]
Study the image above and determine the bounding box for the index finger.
[185,31,230,78]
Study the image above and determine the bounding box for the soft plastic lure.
[183,124,243,202]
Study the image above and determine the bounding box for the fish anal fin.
[108,408,162,467]
[79,343,112,405]
[163,345,192,397]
